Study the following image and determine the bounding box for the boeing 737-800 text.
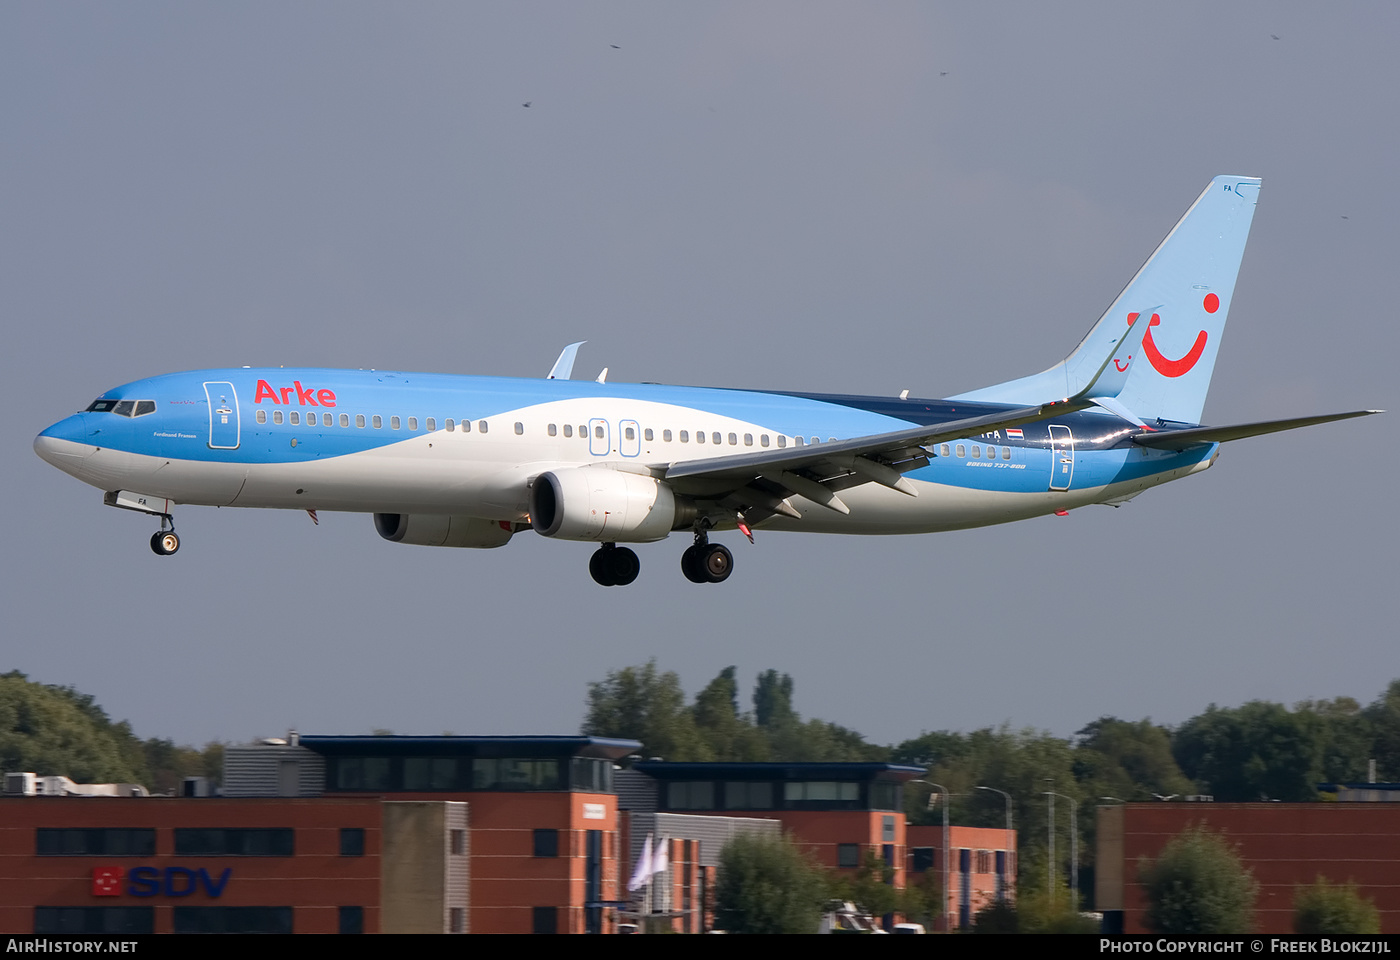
[34,176,1378,585]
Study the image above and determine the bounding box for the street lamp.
[974,786,1014,902]
[909,780,951,932]
[1044,791,1079,908]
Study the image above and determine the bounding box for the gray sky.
[3,2,1396,750]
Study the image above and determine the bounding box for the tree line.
[0,671,222,795]
[583,661,1400,905]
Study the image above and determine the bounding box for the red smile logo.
[1127,294,1217,378]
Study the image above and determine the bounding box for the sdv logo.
[92,865,232,898]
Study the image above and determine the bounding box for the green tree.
[581,660,705,760]
[826,852,897,919]
[714,831,826,934]
[692,666,768,761]
[1362,680,1400,781]
[753,670,795,729]
[970,898,1018,933]
[1138,824,1258,934]
[1173,701,1326,801]
[0,671,146,784]
[1293,877,1380,935]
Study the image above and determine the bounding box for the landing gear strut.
[149,515,180,556]
[680,527,732,584]
[589,543,640,586]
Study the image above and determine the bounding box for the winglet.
[1078,307,1155,401]
[547,341,586,380]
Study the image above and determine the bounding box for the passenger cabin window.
[594,425,604,439]
[372,415,382,429]
[290,412,300,425]
[663,429,672,442]
[971,445,980,459]
[795,436,804,446]
[479,421,488,434]
[624,426,635,440]
[940,444,950,458]
[759,434,768,447]
[462,419,471,433]
[563,424,573,438]
[256,410,266,424]
[340,414,349,427]
[514,422,524,435]
[956,444,965,458]
[713,432,722,445]
[696,431,705,444]
[446,419,455,432]
[744,433,753,446]
[408,417,418,431]
[391,416,400,430]
[1002,447,1011,460]
[548,424,557,437]
[644,428,653,441]
[777,436,786,448]
[356,415,365,428]
[425,417,435,431]
[273,411,284,425]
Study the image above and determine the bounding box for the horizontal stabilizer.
[1132,410,1381,450]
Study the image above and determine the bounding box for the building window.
[837,844,860,868]
[339,905,364,934]
[340,828,365,857]
[451,830,466,856]
[450,907,465,933]
[667,781,716,810]
[722,781,773,810]
[174,828,294,857]
[532,906,558,934]
[173,907,293,934]
[911,847,936,873]
[34,907,154,935]
[36,828,155,857]
[533,829,559,858]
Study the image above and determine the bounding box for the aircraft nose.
[34,414,96,467]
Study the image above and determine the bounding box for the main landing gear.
[680,529,732,585]
[149,515,180,556]
[589,543,640,586]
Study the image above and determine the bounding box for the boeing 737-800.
[34,176,1378,585]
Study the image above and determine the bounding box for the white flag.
[628,833,654,892]
[651,834,670,878]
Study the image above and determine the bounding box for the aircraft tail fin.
[953,176,1262,425]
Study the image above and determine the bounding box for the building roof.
[300,735,641,761]
[632,761,925,782]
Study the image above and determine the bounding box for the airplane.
[34,175,1379,586]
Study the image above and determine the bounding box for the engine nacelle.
[373,513,514,549]
[529,468,691,542]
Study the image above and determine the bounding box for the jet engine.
[529,468,693,542]
[373,513,515,549]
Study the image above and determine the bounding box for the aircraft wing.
[1131,410,1381,451]
[654,312,1154,524]
[655,399,1091,522]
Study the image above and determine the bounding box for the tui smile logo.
[1127,294,1218,378]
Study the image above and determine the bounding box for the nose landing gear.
[149,516,179,556]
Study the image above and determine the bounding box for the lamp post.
[1044,791,1079,907]
[909,780,951,932]
[1043,778,1054,902]
[974,786,1014,902]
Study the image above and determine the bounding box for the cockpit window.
[85,398,156,417]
